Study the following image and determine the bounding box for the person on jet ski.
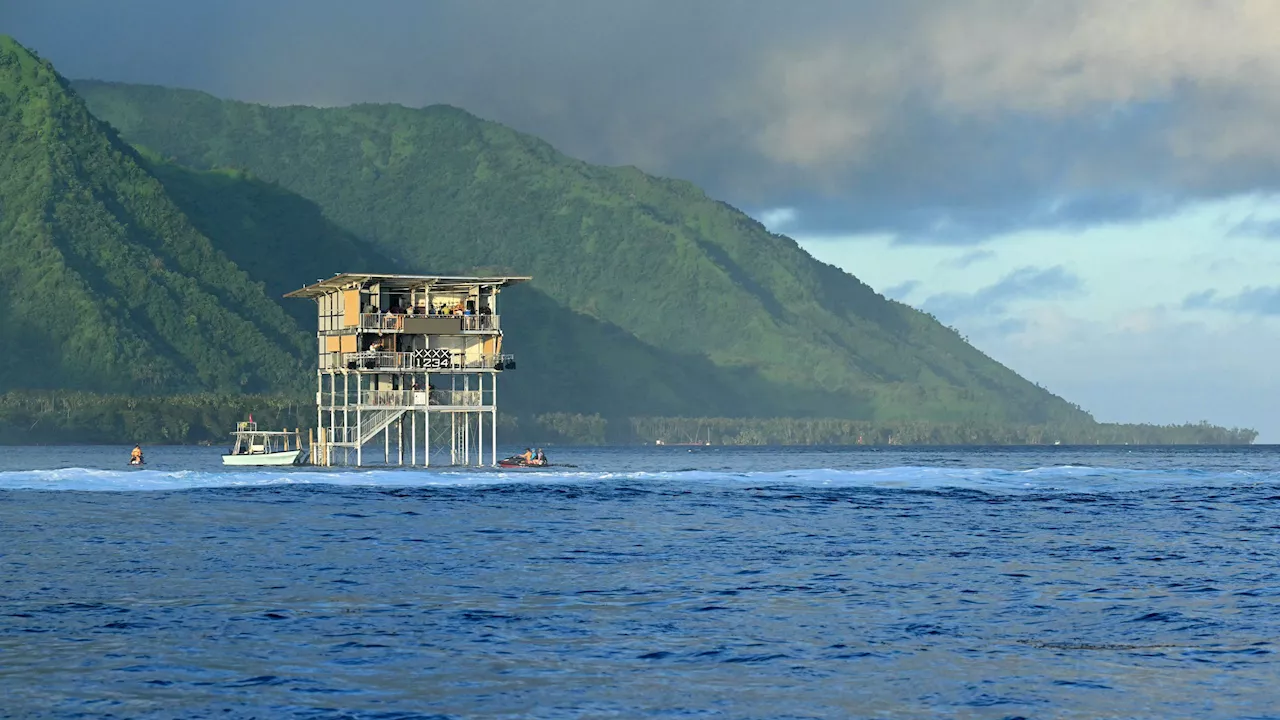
[520,448,534,464]
[130,444,144,465]
[533,448,547,466]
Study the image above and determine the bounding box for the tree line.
[0,393,1257,447]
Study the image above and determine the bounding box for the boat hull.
[222,450,302,466]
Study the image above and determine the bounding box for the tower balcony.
[320,350,516,373]
[316,388,486,412]
[356,313,499,333]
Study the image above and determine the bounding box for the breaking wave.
[0,464,1274,493]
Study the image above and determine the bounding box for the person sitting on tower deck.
[383,305,404,329]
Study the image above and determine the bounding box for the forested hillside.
[146,157,790,419]
[0,36,782,425]
[75,79,1093,427]
[0,37,307,396]
[0,37,1257,444]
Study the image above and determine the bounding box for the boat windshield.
[229,428,294,455]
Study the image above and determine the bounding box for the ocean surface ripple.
[2,445,1279,719]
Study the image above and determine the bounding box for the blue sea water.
[2,445,1280,719]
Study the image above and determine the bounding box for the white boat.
[222,420,305,466]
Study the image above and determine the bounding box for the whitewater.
[3,445,1279,718]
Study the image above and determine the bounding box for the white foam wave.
[0,465,1274,493]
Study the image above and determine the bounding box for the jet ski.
[498,455,574,469]
[499,456,549,469]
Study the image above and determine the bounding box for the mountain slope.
[145,156,817,418]
[0,38,308,394]
[0,36,814,420]
[75,79,1090,425]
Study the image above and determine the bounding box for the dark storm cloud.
[6,0,1280,242]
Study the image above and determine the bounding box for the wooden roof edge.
[283,273,533,298]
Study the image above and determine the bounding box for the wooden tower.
[285,273,529,466]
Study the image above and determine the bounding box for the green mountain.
[0,37,309,396]
[0,36,1255,445]
[74,77,1093,426]
[0,37,768,426]
[146,157,779,419]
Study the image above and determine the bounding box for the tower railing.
[357,389,484,407]
[356,313,500,332]
[320,351,514,372]
[460,315,499,331]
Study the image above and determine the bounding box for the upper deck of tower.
[284,272,530,336]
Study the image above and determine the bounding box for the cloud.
[8,0,1280,240]
[1227,215,1280,239]
[945,249,995,269]
[882,280,920,300]
[1181,290,1218,311]
[756,207,798,233]
[1183,286,1280,316]
[988,317,1029,337]
[920,265,1083,322]
[975,305,1280,440]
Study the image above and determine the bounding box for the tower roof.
[283,273,531,299]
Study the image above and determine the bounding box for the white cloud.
[945,250,996,269]
[16,0,1280,237]
[756,207,799,232]
[979,304,1280,440]
[745,0,1280,172]
[795,196,1280,438]
[920,266,1083,323]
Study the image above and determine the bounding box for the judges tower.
[285,273,529,466]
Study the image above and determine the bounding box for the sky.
[5,0,1280,438]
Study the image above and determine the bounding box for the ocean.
[1,445,1278,719]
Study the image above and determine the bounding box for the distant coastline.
[0,392,1257,447]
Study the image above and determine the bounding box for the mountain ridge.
[73,76,1091,426]
[4,34,1252,445]
[0,38,311,395]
